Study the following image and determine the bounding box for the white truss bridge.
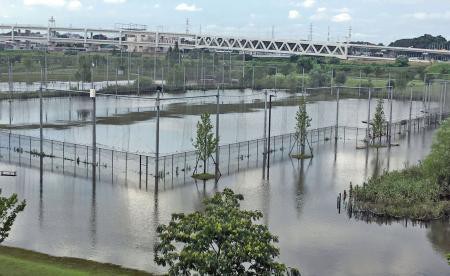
[1,24,450,60]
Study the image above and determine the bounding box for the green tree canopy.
[295,97,312,156]
[308,67,330,87]
[154,188,296,275]
[193,113,218,175]
[395,56,409,67]
[334,71,347,85]
[74,55,92,82]
[371,99,386,145]
[0,189,26,243]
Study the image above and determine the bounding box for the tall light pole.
[91,63,96,176]
[266,94,276,179]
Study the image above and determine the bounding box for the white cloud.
[310,7,327,21]
[288,10,300,19]
[67,0,81,10]
[23,0,66,7]
[154,3,160,8]
[335,7,350,13]
[103,0,126,3]
[332,13,352,22]
[175,3,202,12]
[406,11,450,20]
[302,0,316,8]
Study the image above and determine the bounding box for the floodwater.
[1,128,449,275]
[0,80,133,92]
[0,89,437,155]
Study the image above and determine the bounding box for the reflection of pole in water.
[89,170,97,248]
[39,155,44,228]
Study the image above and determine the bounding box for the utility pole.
[266,95,276,178]
[155,84,161,188]
[40,61,44,158]
[367,88,371,139]
[262,90,268,179]
[388,74,393,146]
[185,18,190,34]
[327,26,330,42]
[409,87,413,133]
[252,66,255,91]
[309,23,313,41]
[106,54,109,87]
[90,64,97,176]
[348,26,352,42]
[215,87,220,181]
[335,87,340,142]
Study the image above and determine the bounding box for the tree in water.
[291,97,312,159]
[371,98,386,146]
[0,189,26,243]
[154,188,299,275]
[193,113,218,179]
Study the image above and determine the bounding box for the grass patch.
[290,153,313,160]
[352,165,450,220]
[0,246,152,276]
[192,173,216,180]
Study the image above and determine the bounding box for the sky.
[0,0,449,44]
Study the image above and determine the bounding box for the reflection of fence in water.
[0,111,445,191]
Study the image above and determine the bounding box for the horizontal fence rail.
[0,111,447,191]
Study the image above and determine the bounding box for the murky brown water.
[0,89,437,155]
[1,127,449,275]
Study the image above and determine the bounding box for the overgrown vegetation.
[352,119,450,220]
[154,188,299,275]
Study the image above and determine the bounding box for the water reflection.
[1,127,449,275]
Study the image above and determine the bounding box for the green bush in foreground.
[353,119,450,220]
[0,189,26,243]
[154,189,298,275]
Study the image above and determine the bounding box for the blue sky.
[0,0,449,44]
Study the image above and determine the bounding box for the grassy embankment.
[0,246,153,276]
[351,119,450,220]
